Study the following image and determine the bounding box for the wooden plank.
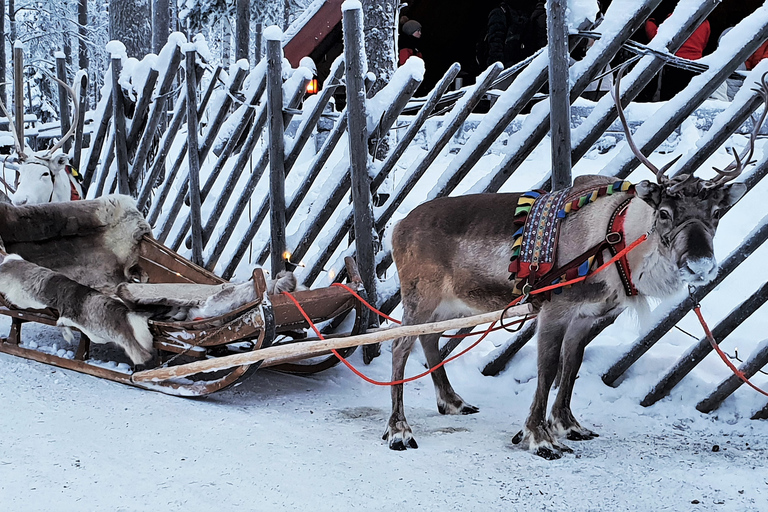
[547,0,571,191]
[111,56,130,195]
[267,36,287,277]
[185,47,204,265]
[55,54,72,153]
[13,43,23,145]
[132,303,534,382]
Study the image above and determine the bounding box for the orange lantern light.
[306,78,319,95]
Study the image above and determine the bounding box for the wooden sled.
[0,197,370,396]
[0,236,370,396]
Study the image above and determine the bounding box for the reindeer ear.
[720,182,747,208]
[635,180,661,208]
[50,153,70,172]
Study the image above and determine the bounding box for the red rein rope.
[282,233,649,387]
[692,306,768,397]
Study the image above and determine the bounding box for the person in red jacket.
[645,15,710,100]
[746,39,768,70]
[398,20,423,66]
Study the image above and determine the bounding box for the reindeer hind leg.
[419,332,478,415]
[384,334,419,450]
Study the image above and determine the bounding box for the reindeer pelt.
[0,195,151,291]
[186,271,300,320]
[0,253,154,366]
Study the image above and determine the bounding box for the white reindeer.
[1,76,82,206]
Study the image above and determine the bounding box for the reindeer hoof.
[437,399,479,415]
[511,430,524,444]
[567,429,599,441]
[535,446,562,460]
[362,343,381,364]
[383,422,418,451]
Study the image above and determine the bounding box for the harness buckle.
[606,232,622,245]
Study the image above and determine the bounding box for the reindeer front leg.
[549,305,623,442]
[518,307,572,459]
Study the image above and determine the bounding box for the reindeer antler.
[0,91,28,161]
[612,62,671,183]
[45,74,79,157]
[708,71,768,185]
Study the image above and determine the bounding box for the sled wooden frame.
[0,235,370,396]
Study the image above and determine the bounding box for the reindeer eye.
[659,209,672,221]
[712,208,722,220]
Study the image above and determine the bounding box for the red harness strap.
[65,165,82,201]
[606,197,638,296]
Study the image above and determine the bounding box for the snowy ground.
[0,303,766,511]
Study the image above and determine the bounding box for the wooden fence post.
[184,44,203,265]
[343,2,377,319]
[13,41,23,146]
[55,52,71,153]
[266,29,287,277]
[547,0,571,191]
[110,55,130,195]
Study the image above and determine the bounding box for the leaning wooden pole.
[131,303,534,383]
[55,52,71,154]
[696,338,768,414]
[110,55,130,195]
[640,281,768,407]
[266,29,287,277]
[12,41,23,146]
[184,44,204,265]
[547,0,571,191]
[342,2,377,316]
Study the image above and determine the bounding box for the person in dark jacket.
[485,1,544,68]
[398,19,423,66]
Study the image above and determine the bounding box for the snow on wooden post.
[12,41,23,146]
[110,53,130,195]
[184,44,204,265]
[266,27,288,277]
[547,0,571,191]
[55,52,71,154]
[342,1,377,315]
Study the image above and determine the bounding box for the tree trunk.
[235,0,249,62]
[152,0,170,54]
[8,0,15,45]
[221,16,231,67]
[78,0,88,71]
[110,0,151,58]
[361,0,397,97]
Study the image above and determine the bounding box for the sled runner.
[0,196,369,396]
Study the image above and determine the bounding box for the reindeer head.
[613,65,753,285]
[11,152,72,205]
[1,74,79,206]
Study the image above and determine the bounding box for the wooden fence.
[9,0,768,417]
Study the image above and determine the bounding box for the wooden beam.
[547,0,571,191]
[131,303,534,382]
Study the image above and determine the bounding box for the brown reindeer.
[384,68,760,458]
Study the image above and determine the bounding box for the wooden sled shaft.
[132,303,534,383]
